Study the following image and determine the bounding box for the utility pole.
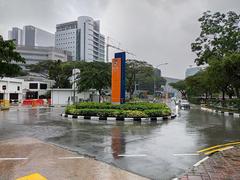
[73,70,76,104]
[72,63,80,104]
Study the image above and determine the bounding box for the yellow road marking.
[197,141,240,153]
[204,146,234,155]
[16,173,47,180]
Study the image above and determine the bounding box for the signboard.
[111,52,126,104]
[111,58,122,103]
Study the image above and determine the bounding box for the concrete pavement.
[0,137,147,180]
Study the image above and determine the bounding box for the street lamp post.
[72,63,80,104]
[153,63,168,96]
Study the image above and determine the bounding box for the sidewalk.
[0,137,147,180]
[180,145,240,180]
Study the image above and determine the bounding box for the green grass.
[65,102,171,118]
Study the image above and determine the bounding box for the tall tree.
[185,70,216,100]
[27,60,54,78]
[77,61,111,102]
[0,35,25,77]
[49,60,72,88]
[222,53,240,98]
[192,11,240,65]
[126,59,153,99]
[206,59,230,100]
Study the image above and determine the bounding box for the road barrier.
[22,99,50,107]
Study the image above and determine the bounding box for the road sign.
[111,52,126,104]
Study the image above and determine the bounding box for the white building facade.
[16,46,72,65]
[23,25,55,47]
[8,27,23,46]
[8,25,55,47]
[55,16,105,61]
[16,76,55,99]
[0,78,24,102]
[51,89,91,105]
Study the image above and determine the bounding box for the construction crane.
[106,36,135,62]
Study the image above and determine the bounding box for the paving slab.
[0,137,147,180]
[180,145,240,180]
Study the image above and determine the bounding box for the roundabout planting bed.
[64,102,173,120]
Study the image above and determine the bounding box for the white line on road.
[118,154,147,157]
[0,158,28,161]
[193,156,209,167]
[58,156,85,160]
[173,153,199,156]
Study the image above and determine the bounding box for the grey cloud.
[0,0,239,78]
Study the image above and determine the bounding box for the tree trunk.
[205,92,208,104]
[222,90,225,101]
[98,90,102,103]
[235,87,240,98]
[130,87,134,100]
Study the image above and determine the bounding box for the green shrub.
[161,108,172,116]
[65,102,171,118]
[65,105,77,114]
[75,102,169,110]
[144,110,163,117]
[116,110,148,118]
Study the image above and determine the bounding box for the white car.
[179,100,190,109]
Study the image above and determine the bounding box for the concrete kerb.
[61,113,177,122]
[200,107,240,118]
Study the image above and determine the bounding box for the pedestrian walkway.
[0,137,147,180]
[180,145,240,180]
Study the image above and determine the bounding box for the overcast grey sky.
[0,0,239,78]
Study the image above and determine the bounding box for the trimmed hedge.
[207,98,240,110]
[65,102,171,118]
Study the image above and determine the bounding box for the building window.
[29,83,38,89]
[40,84,47,89]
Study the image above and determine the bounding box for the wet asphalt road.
[0,106,240,179]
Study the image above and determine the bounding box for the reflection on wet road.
[0,106,240,179]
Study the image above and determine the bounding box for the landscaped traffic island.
[65,102,172,119]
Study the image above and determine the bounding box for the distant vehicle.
[179,99,190,109]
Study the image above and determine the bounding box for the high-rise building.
[8,25,55,47]
[55,16,105,61]
[23,26,55,47]
[8,27,23,45]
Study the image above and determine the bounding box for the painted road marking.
[0,157,28,161]
[173,153,199,156]
[58,156,84,160]
[198,141,240,153]
[204,146,234,155]
[118,154,147,157]
[193,156,209,167]
[16,173,47,180]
